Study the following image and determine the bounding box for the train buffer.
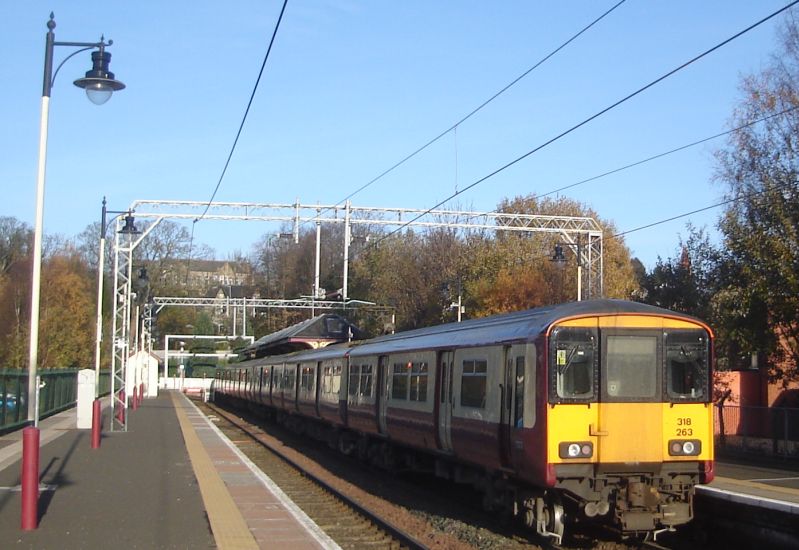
[0,391,338,549]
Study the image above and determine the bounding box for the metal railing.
[0,369,111,433]
[716,404,799,458]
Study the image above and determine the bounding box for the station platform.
[701,455,799,511]
[0,391,338,550]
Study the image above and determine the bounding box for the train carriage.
[214,299,713,542]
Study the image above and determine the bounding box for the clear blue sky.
[1,1,791,269]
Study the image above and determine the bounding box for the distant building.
[155,260,253,291]
[185,260,252,289]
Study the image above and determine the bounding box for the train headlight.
[668,439,701,456]
[559,441,593,459]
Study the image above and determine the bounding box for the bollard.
[132,386,139,411]
[140,382,145,402]
[91,399,102,449]
[21,426,40,530]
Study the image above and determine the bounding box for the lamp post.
[94,199,139,398]
[551,242,582,302]
[28,13,125,424]
[23,14,124,531]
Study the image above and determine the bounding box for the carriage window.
[322,366,333,394]
[410,362,428,402]
[331,365,342,394]
[349,365,361,396]
[461,359,487,408]
[285,367,296,391]
[514,356,525,427]
[606,335,657,399]
[666,331,709,401]
[550,327,596,401]
[392,363,409,400]
[301,366,314,391]
[360,364,373,397]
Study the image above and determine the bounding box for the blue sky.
[1,1,792,269]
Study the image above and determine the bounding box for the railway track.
[199,400,427,549]
[198,398,686,549]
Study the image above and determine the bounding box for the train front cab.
[544,313,714,533]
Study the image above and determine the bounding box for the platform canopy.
[242,314,363,359]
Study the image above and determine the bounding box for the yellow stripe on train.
[555,315,706,330]
[548,403,713,464]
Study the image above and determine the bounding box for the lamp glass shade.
[85,84,113,105]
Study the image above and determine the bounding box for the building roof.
[242,314,363,358]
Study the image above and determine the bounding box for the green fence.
[0,369,112,433]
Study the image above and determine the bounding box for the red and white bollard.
[132,386,139,411]
[91,398,102,449]
[21,426,40,530]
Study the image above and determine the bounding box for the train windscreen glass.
[605,335,658,399]
[665,330,709,401]
[550,327,596,402]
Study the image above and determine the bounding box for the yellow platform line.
[171,392,259,550]
[714,475,799,497]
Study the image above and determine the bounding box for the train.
[212,299,714,543]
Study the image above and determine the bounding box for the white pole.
[242,296,247,336]
[27,95,50,424]
[94,234,105,398]
[314,209,321,292]
[343,201,351,301]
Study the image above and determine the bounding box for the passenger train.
[213,299,714,542]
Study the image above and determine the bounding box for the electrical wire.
[186,0,289,270]
[370,0,799,247]
[321,0,628,217]
[466,103,799,221]
[195,0,289,223]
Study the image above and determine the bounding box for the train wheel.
[536,494,565,545]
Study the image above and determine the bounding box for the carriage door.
[437,350,455,453]
[500,347,514,467]
[377,355,389,435]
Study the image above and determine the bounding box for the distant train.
[213,300,714,543]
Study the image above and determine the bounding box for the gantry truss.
[112,199,603,431]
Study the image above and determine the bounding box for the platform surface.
[0,391,337,549]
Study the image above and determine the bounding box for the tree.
[0,217,32,276]
[713,16,799,383]
[37,252,95,369]
[641,225,718,317]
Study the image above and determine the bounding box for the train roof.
[231,300,709,366]
[348,299,708,357]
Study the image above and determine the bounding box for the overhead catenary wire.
[370,0,799,248]
[186,0,289,269]
[195,0,289,223]
[321,0,629,216]
[511,176,799,269]
[480,103,799,215]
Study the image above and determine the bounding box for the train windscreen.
[550,326,597,402]
[549,324,710,404]
[665,330,710,402]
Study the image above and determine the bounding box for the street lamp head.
[552,243,567,263]
[119,214,140,235]
[73,49,125,105]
